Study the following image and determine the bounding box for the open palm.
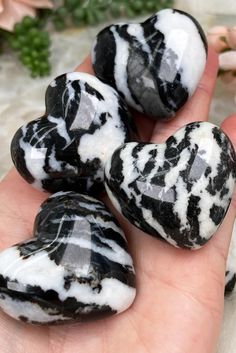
[0,49,235,353]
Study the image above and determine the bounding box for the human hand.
[0,48,235,353]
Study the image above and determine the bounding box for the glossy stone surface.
[0,192,136,324]
[105,122,236,249]
[225,272,236,293]
[92,8,207,119]
[11,72,136,194]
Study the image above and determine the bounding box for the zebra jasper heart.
[92,8,207,119]
[11,72,136,195]
[0,192,136,324]
[105,122,236,250]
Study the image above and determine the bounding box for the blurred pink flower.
[228,26,236,49]
[0,0,53,31]
[207,26,230,53]
[219,51,236,71]
[220,71,236,86]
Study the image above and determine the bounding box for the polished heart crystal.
[11,72,136,194]
[0,192,136,324]
[92,8,207,119]
[105,122,236,249]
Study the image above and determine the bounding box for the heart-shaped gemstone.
[92,8,207,119]
[105,122,236,249]
[0,192,136,324]
[11,72,136,194]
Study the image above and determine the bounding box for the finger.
[74,56,94,74]
[131,110,155,142]
[211,114,236,255]
[221,114,236,164]
[151,47,219,144]
[0,169,48,248]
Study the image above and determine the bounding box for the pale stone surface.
[176,0,236,15]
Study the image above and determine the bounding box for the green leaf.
[22,16,35,29]
[14,23,23,35]
[130,0,143,12]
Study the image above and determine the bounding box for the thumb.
[217,115,236,292]
[211,115,236,263]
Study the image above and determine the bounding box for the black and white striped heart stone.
[92,8,207,119]
[0,192,136,325]
[11,72,136,195]
[105,122,236,250]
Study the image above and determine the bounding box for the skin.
[0,48,235,353]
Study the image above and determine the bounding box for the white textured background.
[0,4,236,353]
[176,0,236,15]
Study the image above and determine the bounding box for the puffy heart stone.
[0,192,136,324]
[92,8,207,119]
[11,72,136,195]
[105,122,236,249]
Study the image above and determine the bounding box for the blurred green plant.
[8,16,51,78]
[52,0,174,29]
[0,31,4,55]
[2,0,173,77]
